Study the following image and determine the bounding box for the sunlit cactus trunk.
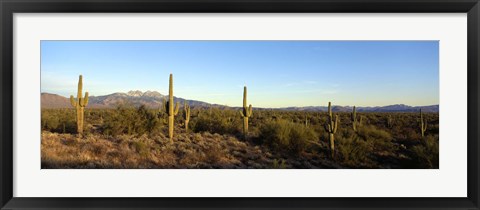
[420,109,427,137]
[239,86,253,139]
[70,75,89,135]
[305,115,309,128]
[351,106,358,132]
[243,117,249,134]
[387,115,393,128]
[184,101,191,131]
[165,74,180,143]
[329,133,335,155]
[324,102,339,159]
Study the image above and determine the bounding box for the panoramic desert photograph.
[41,41,439,169]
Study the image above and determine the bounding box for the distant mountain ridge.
[42,91,214,109]
[278,104,439,113]
[41,91,439,112]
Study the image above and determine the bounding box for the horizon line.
[41,91,439,109]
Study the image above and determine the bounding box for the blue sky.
[41,41,439,108]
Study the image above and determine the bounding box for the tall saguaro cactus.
[324,102,339,159]
[351,106,358,132]
[183,101,191,131]
[387,115,393,128]
[305,115,310,128]
[239,86,253,138]
[165,74,180,142]
[420,109,427,137]
[70,75,89,135]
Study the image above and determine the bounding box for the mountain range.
[41,91,439,112]
[41,91,213,109]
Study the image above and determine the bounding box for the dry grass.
[41,109,439,169]
[42,131,280,169]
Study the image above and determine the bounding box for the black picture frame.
[1,0,479,209]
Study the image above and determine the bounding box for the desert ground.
[41,106,439,169]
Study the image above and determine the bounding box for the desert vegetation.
[41,74,439,169]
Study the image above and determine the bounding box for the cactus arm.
[239,110,245,117]
[70,95,77,107]
[81,92,89,107]
[248,104,253,117]
[333,115,338,133]
[78,98,84,106]
[174,102,180,116]
[163,98,167,113]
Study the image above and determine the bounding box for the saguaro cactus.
[161,97,167,115]
[165,74,180,142]
[324,102,339,159]
[420,109,427,137]
[70,75,89,135]
[239,86,253,138]
[183,101,191,131]
[351,106,358,132]
[387,115,393,128]
[305,115,310,128]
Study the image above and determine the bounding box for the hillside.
[42,91,214,109]
[41,93,71,108]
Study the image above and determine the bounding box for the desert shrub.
[272,159,287,169]
[410,135,439,168]
[41,109,77,134]
[336,124,397,167]
[356,125,395,152]
[259,119,317,155]
[131,141,150,157]
[102,104,162,136]
[337,135,374,167]
[357,125,392,141]
[191,108,240,135]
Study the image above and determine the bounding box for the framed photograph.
[1,0,479,209]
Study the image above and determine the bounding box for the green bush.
[102,104,162,136]
[356,125,395,152]
[259,119,317,155]
[337,135,374,167]
[410,135,439,168]
[357,125,392,141]
[191,108,240,135]
[41,109,77,133]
